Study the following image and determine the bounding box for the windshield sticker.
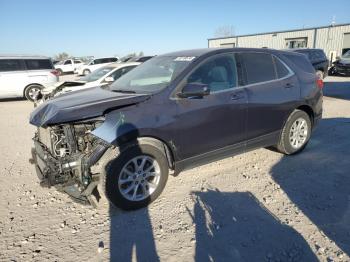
[174,56,196,61]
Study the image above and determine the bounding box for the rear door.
[241,52,299,143]
[24,59,54,86]
[174,53,247,161]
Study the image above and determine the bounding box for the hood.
[41,81,87,95]
[30,87,150,127]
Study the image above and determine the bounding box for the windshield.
[110,56,195,93]
[343,50,350,58]
[79,66,115,82]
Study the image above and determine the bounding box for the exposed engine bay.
[32,118,111,206]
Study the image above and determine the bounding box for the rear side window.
[274,57,290,78]
[312,50,326,61]
[242,53,276,84]
[74,60,82,64]
[25,59,53,70]
[109,58,118,62]
[0,59,24,72]
[283,54,315,73]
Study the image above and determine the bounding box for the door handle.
[231,91,245,100]
[285,83,294,88]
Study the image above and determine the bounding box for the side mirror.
[177,83,210,98]
[104,76,114,83]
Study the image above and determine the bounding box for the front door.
[174,53,247,162]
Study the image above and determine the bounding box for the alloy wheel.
[289,117,308,149]
[118,155,161,201]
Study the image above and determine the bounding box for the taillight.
[316,78,324,89]
[50,70,59,76]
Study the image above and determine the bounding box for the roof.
[161,47,297,58]
[208,22,350,41]
[0,54,50,59]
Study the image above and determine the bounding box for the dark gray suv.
[30,48,323,210]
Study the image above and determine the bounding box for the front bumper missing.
[31,139,109,206]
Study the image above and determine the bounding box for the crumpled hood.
[30,87,150,127]
[41,81,87,95]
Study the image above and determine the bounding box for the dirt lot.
[0,76,349,262]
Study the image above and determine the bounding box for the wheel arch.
[23,83,44,97]
[296,104,315,127]
[115,135,175,171]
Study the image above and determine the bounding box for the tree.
[138,51,144,57]
[214,25,235,38]
[54,52,71,61]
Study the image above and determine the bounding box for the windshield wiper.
[112,89,136,94]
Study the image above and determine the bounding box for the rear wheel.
[276,110,312,155]
[102,143,169,210]
[24,84,43,101]
[83,69,91,76]
[56,69,63,76]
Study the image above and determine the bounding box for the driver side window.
[187,54,238,93]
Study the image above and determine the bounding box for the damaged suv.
[30,48,323,210]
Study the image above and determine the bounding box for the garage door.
[342,33,350,55]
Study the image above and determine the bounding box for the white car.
[39,62,140,102]
[54,59,83,75]
[75,57,119,76]
[0,55,59,101]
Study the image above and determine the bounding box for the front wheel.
[24,84,43,101]
[103,143,169,210]
[276,110,312,155]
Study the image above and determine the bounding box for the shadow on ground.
[190,190,318,261]
[323,80,350,100]
[109,207,159,261]
[0,97,26,102]
[271,118,350,257]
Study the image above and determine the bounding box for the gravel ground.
[0,76,349,262]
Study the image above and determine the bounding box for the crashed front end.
[31,119,110,206]
[29,86,151,206]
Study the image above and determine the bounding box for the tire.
[83,69,91,76]
[316,70,324,79]
[102,143,169,210]
[276,110,312,155]
[24,84,43,102]
[56,69,63,76]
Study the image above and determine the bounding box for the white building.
[208,23,350,62]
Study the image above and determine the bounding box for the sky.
[0,0,349,58]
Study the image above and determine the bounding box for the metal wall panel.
[208,25,350,59]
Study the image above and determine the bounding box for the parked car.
[329,50,350,76]
[120,56,154,63]
[0,55,58,101]
[75,57,119,76]
[38,62,140,102]
[54,59,83,75]
[290,48,328,79]
[128,56,154,63]
[30,48,323,210]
